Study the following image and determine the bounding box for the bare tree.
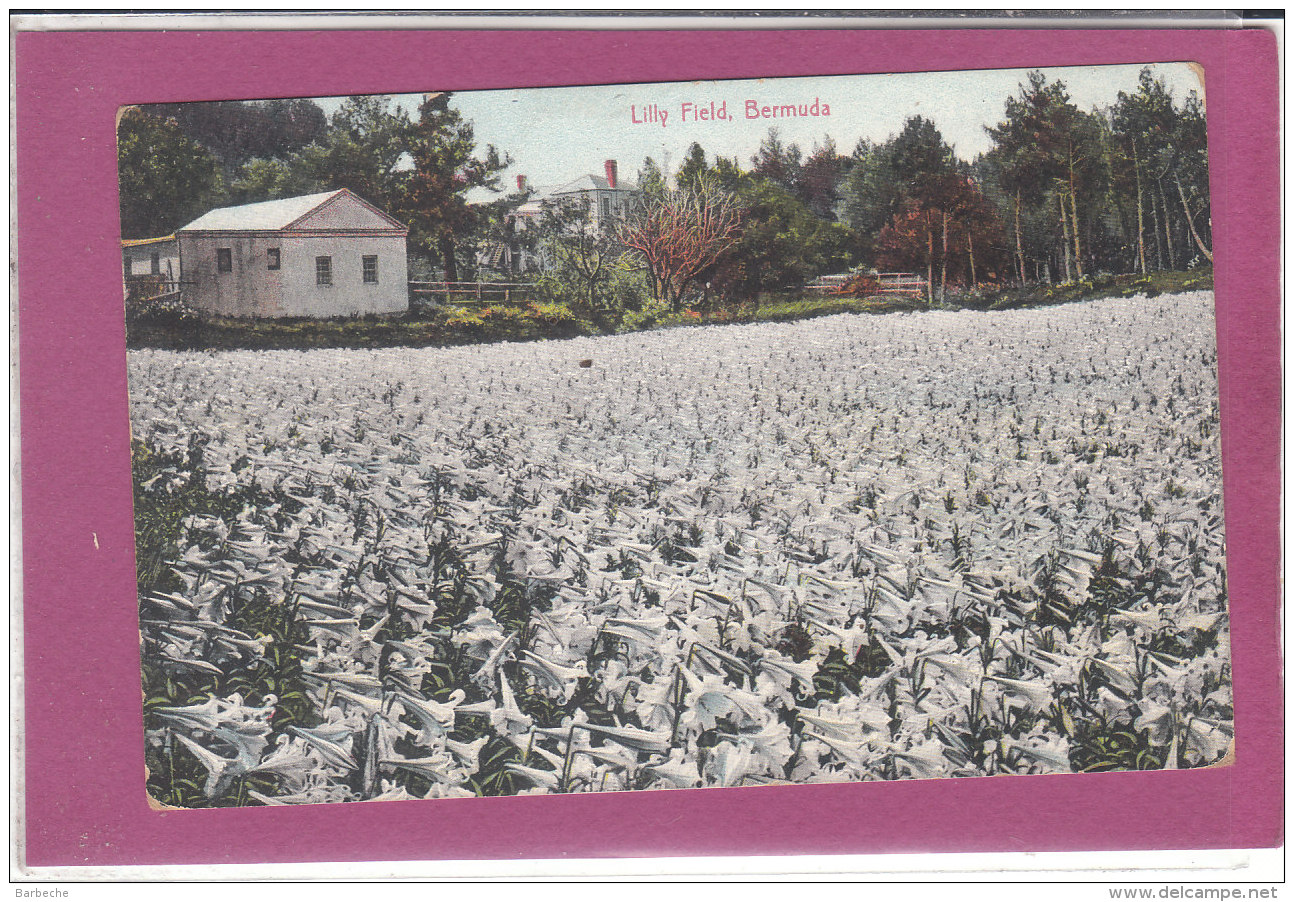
[615,175,743,311]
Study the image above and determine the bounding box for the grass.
[126,300,595,351]
[959,267,1214,311]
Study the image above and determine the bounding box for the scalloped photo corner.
[119,63,1231,810]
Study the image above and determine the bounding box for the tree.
[838,138,905,263]
[987,72,1108,283]
[228,156,317,204]
[1172,91,1212,262]
[615,174,743,311]
[987,72,1069,282]
[225,96,414,209]
[875,172,1005,295]
[676,142,709,193]
[394,93,509,281]
[538,194,621,316]
[117,107,224,239]
[637,156,668,199]
[308,95,412,209]
[710,155,745,192]
[1113,71,1212,267]
[795,136,847,221]
[883,117,961,300]
[148,98,328,177]
[710,173,855,304]
[750,128,802,192]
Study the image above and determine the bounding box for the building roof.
[177,189,406,233]
[467,172,639,208]
[121,234,176,248]
[179,191,344,232]
[547,174,638,195]
[462,185,517,206]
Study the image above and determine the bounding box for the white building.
[476,160,638,275]
[122,234,180,283]
[176,189,409,318]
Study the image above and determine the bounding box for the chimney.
[604,159,618,189]
[516,174,527,192]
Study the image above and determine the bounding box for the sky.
[312,62,1203,191]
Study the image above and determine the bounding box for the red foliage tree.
[875,174,1007,298]
[615,176,743,311]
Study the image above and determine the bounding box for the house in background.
[176,189,409,318]
[475,160,638,275]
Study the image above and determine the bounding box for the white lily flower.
[893,739,952,780]
[644,749,702,789]
[677,667,765,732]
[287,724,357,771]
[133,290,1230,800]
[394,689,465,742]
[490,673,534,740]
[704,740,758,788]
[983,675,1054,715]
[578,721,672,755]
[172,732,247,799]
[1134,699,1176,746]
[1182,717,1231,764]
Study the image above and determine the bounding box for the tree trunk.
[1014,189,1026,285]
[940,211,948,302]
[439,233,458,283]
[926,213,934,304]
[1133,138,1147,275]
[1058,192,1073,282]
[966,231,976,286]
[1175,171,1213,262]
[1150,189,1164,271]
[1068,150,1084,278]
[1158,182,1176,270]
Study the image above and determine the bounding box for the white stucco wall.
[279,234,408,318]
[179,233,285,317]
[292,194,400,231]
[178,232,408,318]
[123,241,180,280]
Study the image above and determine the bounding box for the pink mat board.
[14,25,1282,867]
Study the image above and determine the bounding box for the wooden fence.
[805,272,929,298]
[876,273,928,296]
[409,281,537,305]
[125,277,194,302]
[807,274,852,290]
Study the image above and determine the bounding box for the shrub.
[617,297,672,333]
[125,290,201,330]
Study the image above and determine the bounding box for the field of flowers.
[129,290,1232,807]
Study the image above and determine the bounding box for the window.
[315,256,332,285]
[267,248,280,270]
[601,197,612,219]
[217,248,232,272]
[150,251,160,275]
[362,255,379,284]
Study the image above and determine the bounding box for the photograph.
[120,63,1232,809]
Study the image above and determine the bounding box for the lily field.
[129,290,1232,806]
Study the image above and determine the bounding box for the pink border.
[15,27,1282,867]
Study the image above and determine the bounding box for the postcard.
[14,21,1282,871]
[120,63,1231,810]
